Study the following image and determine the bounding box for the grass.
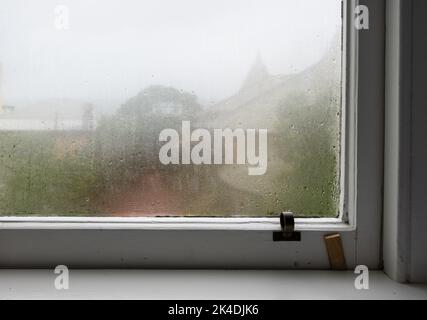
[0,89,341,217]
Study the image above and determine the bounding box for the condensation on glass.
[0,0,343,217]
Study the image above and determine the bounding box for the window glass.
[0,0,342,217]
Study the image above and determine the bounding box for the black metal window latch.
[273,212,301,242]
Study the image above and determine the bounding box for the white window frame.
[0,0,385,269]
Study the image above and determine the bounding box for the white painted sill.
[1,270,426,300]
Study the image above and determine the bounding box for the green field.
[0,87,340,217]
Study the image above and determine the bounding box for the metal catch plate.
[273,212,301,242]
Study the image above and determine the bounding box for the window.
[0,0,342,218]
[0,0,385,270]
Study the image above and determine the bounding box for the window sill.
[1,270,426,300]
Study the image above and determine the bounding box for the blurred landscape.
[0,45,341,217]
[0,0,342,217]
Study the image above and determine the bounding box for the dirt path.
[105,172,185,216]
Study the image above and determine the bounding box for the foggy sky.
[0,0,341,111]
